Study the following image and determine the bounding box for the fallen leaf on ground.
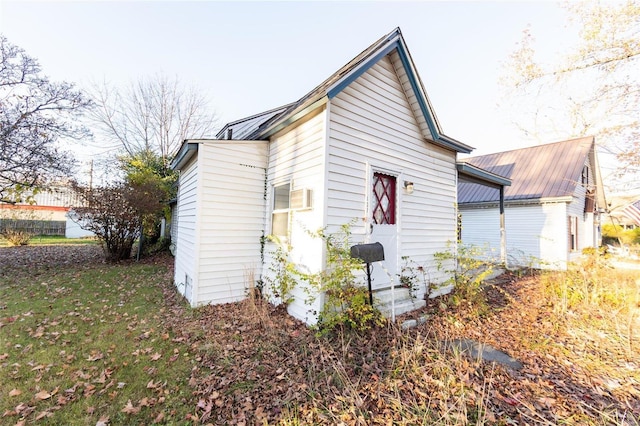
[121,400,140,415]
[34,390,51,400]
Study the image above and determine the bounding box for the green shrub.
[398,255,429,299]
[264,223,385,333]
[263,237,297,305]
[434,243,494,312]
[306,225,385,333]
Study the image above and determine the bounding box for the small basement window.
[271,183,291,238]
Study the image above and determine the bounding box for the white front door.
[369,172,398,290]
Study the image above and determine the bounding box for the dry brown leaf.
[153,411,165,423]
[8,389,21,397]
[86,351,104,362]
[34,390,51,400]
[96,415,110,426]
[121,400,140,415]
[35,410,52,420]
[2,409,17,417]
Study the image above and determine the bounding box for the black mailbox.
[350,242,385,263]
[350,242,385,305]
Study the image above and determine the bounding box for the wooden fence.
[0,219,66,236]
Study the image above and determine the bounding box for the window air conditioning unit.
[290,188,313,210]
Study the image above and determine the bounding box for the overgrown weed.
[540,248,639,359]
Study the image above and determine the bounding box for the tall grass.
[539,249,639,358]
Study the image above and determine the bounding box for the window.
[569,215,578,252]
[581,165,589,186]
[271,183,290,237]
[372,172,396,225]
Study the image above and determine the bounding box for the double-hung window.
[271,183,291,238]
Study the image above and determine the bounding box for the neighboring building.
[605,194,640,229]
[458,136,606,270]
[623,199,640,227]
[170,28,507,324]
[0,186,88,237]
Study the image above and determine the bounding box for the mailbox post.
[350,242,385,305]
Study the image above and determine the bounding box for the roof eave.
[170,142,199,170]
[393,36,474,154]
[459,195,574,208]
[437,135,474,155]
[457,162,511,187]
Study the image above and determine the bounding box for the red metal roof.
[458,136,595,204]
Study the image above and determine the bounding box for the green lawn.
[0,256,197,425]
[0,235,99,247]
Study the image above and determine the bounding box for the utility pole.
[89,160,94,190]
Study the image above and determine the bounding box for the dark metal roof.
[215,104,294,140]
[458,136,596,204]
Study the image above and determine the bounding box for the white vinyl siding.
[459,202,569,270]
[169,203,178,246]
[196,141,268,305]
[173,157,199,301]
[263,110,327,324]
[172,140,268,307]
[390,52,435,141]
[328,53,458,294]
[567,156,598,261]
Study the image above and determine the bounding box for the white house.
[458,137,606,270]
[170,28,507,324]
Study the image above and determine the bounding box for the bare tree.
[89,74,217,167]
[500,1,640,190]
[0,35,92,203]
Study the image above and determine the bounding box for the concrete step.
[373,286,412,303]
[377,297,426,318]
[373,287,426,318]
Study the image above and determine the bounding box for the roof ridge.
[467,136,594,160]
[248,27,403,139]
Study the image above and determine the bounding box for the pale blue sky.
[1,1,574,159]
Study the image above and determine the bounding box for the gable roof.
[458,136,600,204]
[217,27,472,154]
